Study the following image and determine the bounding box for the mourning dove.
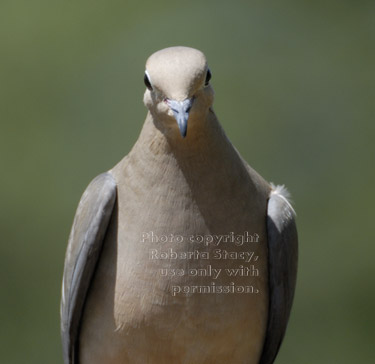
[61,46,298,364]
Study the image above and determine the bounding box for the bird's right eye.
[144,72,153,91]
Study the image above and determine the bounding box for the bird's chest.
[80,158,270,363]
[98,177,268,356]
[114,173,268,288]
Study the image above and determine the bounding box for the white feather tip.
[270,183,296,216]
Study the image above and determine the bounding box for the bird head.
[143,46,214,138]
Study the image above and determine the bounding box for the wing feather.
[259,186,298,364]
[60,172,117,364]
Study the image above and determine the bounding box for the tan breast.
[79,117,271,364]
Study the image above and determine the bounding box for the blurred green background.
[1,0,374,363]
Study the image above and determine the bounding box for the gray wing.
[60,172,117,364]
[259,187,298,364]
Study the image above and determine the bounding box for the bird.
[61,46,298,364]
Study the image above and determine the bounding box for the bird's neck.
[117,109,257,197]
[133,109,232,160]
[111,108,270,227]
[111,109,270,237]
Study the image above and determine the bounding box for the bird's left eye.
[144,72,153,91]
[205,69,212,86]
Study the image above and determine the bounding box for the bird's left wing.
[259,185,298,364]
[60,172,117,364]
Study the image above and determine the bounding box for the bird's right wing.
[60,172,117,364]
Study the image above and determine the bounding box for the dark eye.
[144,72,153,91]
[205,69,212,86]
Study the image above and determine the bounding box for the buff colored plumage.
[61,46,298,364]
